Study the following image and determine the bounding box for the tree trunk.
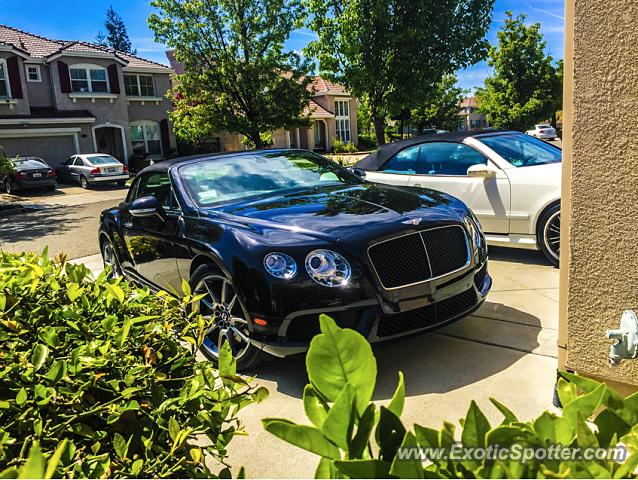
[251,131,263,149]
[373,116,385,145]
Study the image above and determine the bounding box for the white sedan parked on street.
[526,124,557,140]
[355,130,562,265]
[56,154,129,189]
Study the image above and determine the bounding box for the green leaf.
[307,315,376,414]
[376,406,406,461]
[44,439,68,480]
[390,432,424,479]
[218,341,236,378]
[614,452,638,479]
[115,317,132,348]
[105,283,125,303]
[334,459,392,478]
[533,411,574,445]
[321,383,354,450]
[303,385,329,429]
[388,371,405,418]
[557,377,578,406]
[350,403,377,459]
[262,419,341,459]
[489,397,518,424]
[563,383,606,427]
[45,360,66,385]
[575,411,599,448]
[131,459,143,476]
[30,344,49,371]
[66,282,82,302]
[181,278,191,297]
[314,457,336,479]
[18,442,45,480]
[168,417,180,441]
[595,408,631,447]
[113,433,127,459]
[15,388,27,406]
[461,400,491,447]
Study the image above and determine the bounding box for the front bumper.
[88,174,129,183]
[250,261,491,357]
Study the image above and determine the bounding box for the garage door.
[0,136,77,167]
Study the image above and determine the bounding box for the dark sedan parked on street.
[3,157,57,194]
[99,150,491,368]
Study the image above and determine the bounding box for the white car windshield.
[178,151,360,206]
[480,133,561,167]
[88,155,119,165]
[537,125,552,129]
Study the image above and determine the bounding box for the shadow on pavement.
[4,182,128,199]
[488,246,553,267]
[0,205,92,244]
[252,301,542,401]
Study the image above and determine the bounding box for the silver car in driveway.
[56,154,129,189]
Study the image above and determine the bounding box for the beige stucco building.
[0,25,176,167]
[559,0,638,391]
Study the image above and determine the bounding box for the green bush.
[0,250,267,478]
[0,147,14,177]
[332,140,357,154]
[241,132,274,150]
[357,134,377,151]
[263,315,638,478]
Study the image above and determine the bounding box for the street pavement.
[0,184,126,259]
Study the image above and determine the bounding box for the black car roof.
[137,148,309,176]
[354,129,517,171]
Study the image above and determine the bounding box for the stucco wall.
[25,63,54,107]
[561,0,638,384]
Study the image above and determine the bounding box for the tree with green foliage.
[305,0,494,145]
[97,6,137,54]
[476,12,562,131]
[411,75,466,133]
[149,0,313,149]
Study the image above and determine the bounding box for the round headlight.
[305,249,351,287]
[264,252,297,279]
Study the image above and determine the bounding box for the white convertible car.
[355,130,562,265]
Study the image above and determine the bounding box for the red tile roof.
[0,25,171,71]
[307,76,348,95]
[304,99,334,118]
[459,96,478,108]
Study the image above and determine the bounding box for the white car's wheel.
[537,204,560,267]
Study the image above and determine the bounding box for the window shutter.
[58,61,71,93]
[6,56,23,99]
[107,64,120,94]
[160,119,171,156]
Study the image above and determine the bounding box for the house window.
[0,60,10,98]
[130,120,162,157]
[26,65,41,82]
[335,100,350,143]
[70,65,109,93]
[124,74,155,97]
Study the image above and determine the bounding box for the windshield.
[88,155,119,165]
[537,125,552,129]
[13,159,48,169]
[479,133,561,167]
[178,151,361,206]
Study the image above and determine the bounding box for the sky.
[1,0,564,92]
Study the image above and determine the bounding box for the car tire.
[101,236,123,280]
[190,264,262,370]
[4,179,12,195]
[537,203,560,267]
[80,175,89,189]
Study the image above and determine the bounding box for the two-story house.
[0,25,176,167]
[166,50,357,152]
[458,96,490,131]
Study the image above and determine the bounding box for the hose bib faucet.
[607,310,638,366]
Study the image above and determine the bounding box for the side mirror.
[349,167,367,179]
[129,195,166,220]
[467,164,497,179]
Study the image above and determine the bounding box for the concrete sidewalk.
[226,247,559,478]
[0,184,126,208]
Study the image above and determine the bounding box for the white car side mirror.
[467,164,497,179]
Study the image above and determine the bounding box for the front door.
[121,172,182,292]
[407,142,511,233]
[94,127,124,161]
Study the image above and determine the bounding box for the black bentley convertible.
[99,150,491,368]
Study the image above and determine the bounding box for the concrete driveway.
[225,247,559,478]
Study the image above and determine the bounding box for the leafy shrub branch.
[0,250,267,478]
[263,315,638,478]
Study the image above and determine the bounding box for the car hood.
[201,182,467,245]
